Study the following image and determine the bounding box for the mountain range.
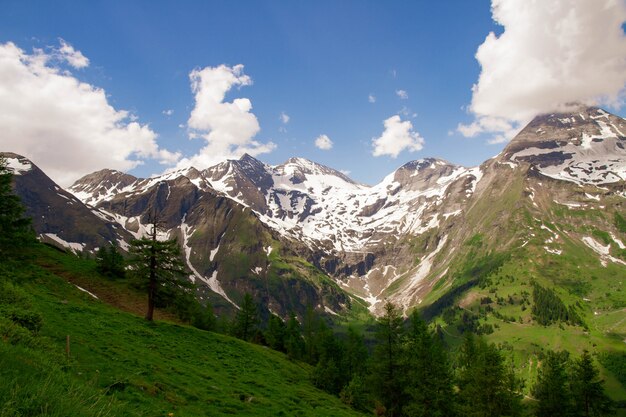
[4,105,626,320]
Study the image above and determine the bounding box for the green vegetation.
[615,212,626,234]
[0,246,363,416]
[532,282,584,326]
[95,244,126,279]
[533,350,614,417]
[128,217,190,321]
[0,157,34,257]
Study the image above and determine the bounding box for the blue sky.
[1,0,625,186]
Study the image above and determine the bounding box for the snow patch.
[5,157,32,174]
[43,233,85,253]
[73,284,99,299]
[324,306,339,316]
[610,233,625,249]
[544,247,562,255]
[181,217,238,307]
[582,236,610,256]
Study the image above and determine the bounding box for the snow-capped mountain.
[501,106,626,185]
[8,106,626,317]
[1,152,132,252]
[201,155,480,253]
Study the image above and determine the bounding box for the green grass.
[0,246,365,416]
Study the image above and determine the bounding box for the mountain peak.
[501,106,626,185]
[1,152,33,175]
[239,153,258,162]
[398,157,456,172]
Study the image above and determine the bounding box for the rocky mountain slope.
[4,152,353,317]
[2,152,132,252]
[6,106,626,320]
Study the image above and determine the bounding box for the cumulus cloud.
[314,134,333,150]
[57,39,89,69]
[175,64,275,169]
[162,109,174,116]
[368,94,376,103]
[0,41,179,186]
[458,0,626,142]
[372,115,424,158]
[396,89,408,100]
[279,111,290,124]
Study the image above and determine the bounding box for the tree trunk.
[145,220,158,321]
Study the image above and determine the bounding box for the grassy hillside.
[0,244,365,416]
[413,165,626,407]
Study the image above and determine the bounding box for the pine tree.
[404,311,456,417]
[0,157,33,258]
[231,293,259,341]
[533,350,573,417]
[128,213,189,321]
[570,350,613,417]
[344,325,369,378]
[284,312,305,360]
[265,313,286,351]
[95,244,126,278]
[312,321,347,395]
[457,333,522,417]
[340,326,371,411]
[302,305,324,363]
[371,301,406,417]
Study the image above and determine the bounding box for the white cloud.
[279,111,290,124]
[396,89,408,100]
[176,64,275,169]
[368,94,376,103]
[372,115,424,158]
[162,109,174,116]
[0,41,179,186]
[459,0,626,142]
[314,134,333,150]
[57,39,89,69]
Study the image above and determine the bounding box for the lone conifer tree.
[0,157,33,257]
[128,211,189,321]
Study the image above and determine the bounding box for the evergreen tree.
[0,157,33,258]
[456,333,522,417]
[344,325,369,378]
[231,293,259,341]
[128,213,189,321]
[403,311,456,417]
[340,326,371,411]
[284,312,305,360]
[302,305,324,363]
[265,313,286,352]
[371,301,406,417]
[570,350,613,417]
[312,321,347,394]
[533,350,573,417]
[190,302,216,331]
[95,244,126,278]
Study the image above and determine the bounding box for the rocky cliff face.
[2,152,132,252]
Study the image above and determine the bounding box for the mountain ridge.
[4,105,626,317]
